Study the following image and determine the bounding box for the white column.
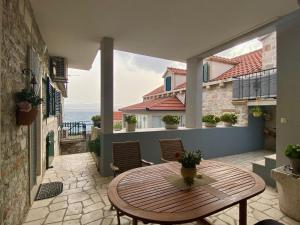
[185,57,203,128]
[100,37,114,134]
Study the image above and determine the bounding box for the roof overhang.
[30,0,299,70]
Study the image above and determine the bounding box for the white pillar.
[185,57,203,128]
[100,37,114,134]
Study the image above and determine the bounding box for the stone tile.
[86,220,102,225]
[249,202,271,211]
[25,207,49,222]
[50,201,68,211]
[68,192,90,203]
[45,209,66,224]
[81,210,103,224]
[264,208,284,220]
[31,199,54,209]
[53,196,68,203]
[23,219,45,225]
[66,203,83,216]
[83,202,105,214]
[62,220,81,225]
[83,199,95,207]
[90,193,101,203]
[64,214,82,221]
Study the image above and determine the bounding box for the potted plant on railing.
[16,88,43,125]
[220,113,237,127]
[251,106,263,118]
[202,115,220,127]
[91,115,101,128]
[285,144,300,173]
[176,150,202,187]
[125,115,137,132]
[162,115,180,129]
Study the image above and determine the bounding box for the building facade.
[121,33,277,142]
[0,1,68,224]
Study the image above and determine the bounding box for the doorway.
[46,131,55,169]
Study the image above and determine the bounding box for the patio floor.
[22,152,300,225]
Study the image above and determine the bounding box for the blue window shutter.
[165,77,171,91]
[203,62,209,82]
[46,77,51,117]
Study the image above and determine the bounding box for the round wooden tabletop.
[108,161,265,224]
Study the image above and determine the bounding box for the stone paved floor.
[23,152,300,225]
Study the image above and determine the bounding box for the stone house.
[120,32,277,130]
[1,1,68,224]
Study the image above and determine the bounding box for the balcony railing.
[62,121,87,137]
[232,68,277,100]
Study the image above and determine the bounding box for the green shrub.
[88,136,101,156]
[202,115,220,124]
[91,115,101,122]
[16,88,43,106]
[125,115,137,124]
[220,113,237,124]
[285,144,300,159]
[113,121,122,130]
[162,115,180,125]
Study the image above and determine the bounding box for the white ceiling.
[30,0,299,70]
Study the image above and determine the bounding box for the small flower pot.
[165,123,178,129]
[223,122,232,127]
[126,123,136,132]
[181,167,197,186]
[204,122,216,128]
[252,111,263,117]
[17,107,38,125]
[93,121,101,128]
[289,158,300,173]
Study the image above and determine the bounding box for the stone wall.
[202,82,248,125]
[0,0,49,224]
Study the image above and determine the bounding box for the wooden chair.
[254,220,284,225]
[110,141,153,225]
[110,141,153,177]
[159,139,184,163]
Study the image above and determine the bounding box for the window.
[165,76,171,91]
[45,77,61,117]
[203,62,209,82]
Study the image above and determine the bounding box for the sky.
[65,38,262,112]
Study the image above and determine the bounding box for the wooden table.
[108,161,265,225]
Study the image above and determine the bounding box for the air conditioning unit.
[49,56,68,82]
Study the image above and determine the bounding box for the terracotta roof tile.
[119,96,185,112]
[166,67,187,76]
[213,49,262,80]
[143,85,165,97]
[207,56,239,65]
[113,111,122,121]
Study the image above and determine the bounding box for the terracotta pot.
[165,123,178,129]
[204,122,216,128]
[126,123,136,132]
[17,107,38,125]
[289,158,300,173]
[223,122,232,127]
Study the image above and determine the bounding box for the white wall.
[209,61,234,80]
[276,10,300,166]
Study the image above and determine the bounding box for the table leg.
[239,200,247,225]
[133,218,138,225]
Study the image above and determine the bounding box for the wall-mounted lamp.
[22,68,36,89]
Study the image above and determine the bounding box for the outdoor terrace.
[22,152,300,225]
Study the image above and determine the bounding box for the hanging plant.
[251,106,263,118]
[16,88,43,125]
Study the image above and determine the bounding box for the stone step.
[264,154,276,169]
[252,159,276,187]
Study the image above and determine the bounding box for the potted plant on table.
[220,113,237,127]
[285,144,300,173]
[91,115,101,128]
[162,115,180,129]
[202,115,220,127]
[251,106,263,118]
[176,150,202,186]
[16,88,43,125]
[125,115,137,132]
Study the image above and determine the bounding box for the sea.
[63,103,100,132]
